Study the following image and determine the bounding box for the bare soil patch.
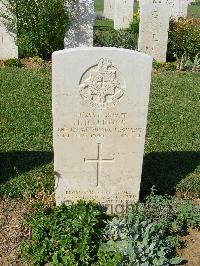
[0,58,51,69]
[0,199,29,266]
[178,228,200,266]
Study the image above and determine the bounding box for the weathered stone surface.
[64,0,94,48]
[114,0,134,30]
[167,0,191,19]
[167,0,181,19]
[138,0,171,62]
[104,0,115,19]
[179,0,191,17]
[0,1,18,59]
[52,47,152,214]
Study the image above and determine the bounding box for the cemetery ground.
[0,63,199,265]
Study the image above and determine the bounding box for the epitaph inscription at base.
[53,48,152,214]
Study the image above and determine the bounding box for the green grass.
[141,72,200,197]
[0,67,54,197]
[94,18,114,30]
[94,0,104,12]
[188,4,200,18]
[0,67,199,199]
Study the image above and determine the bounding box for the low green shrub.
[179,53,200,72]
[129,11,140,35]
[1,0,69,59]
[190,0,200,5]
[20,191,200,265]
[98,191,200,265]
[94,29,138,49]
[3,58,22,68]
[168,18,200,61]
[94,15,139,50]
[153,61,177,71]
[20,201,107,266]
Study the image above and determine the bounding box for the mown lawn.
[0,67,199,199]
[94,0,104,12]
[188,4,200,18]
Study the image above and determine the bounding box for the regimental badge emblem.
[79,58,125,109]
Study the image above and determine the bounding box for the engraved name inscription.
[57,112,143,139]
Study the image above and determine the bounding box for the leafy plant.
[30,56,45,65]
[168,18,200,61]
[94,28,138,49]
[179,53,200,72]
[129,10,140,35]
[98,191,200,265]
[94,14,138,50]
[153,61,177,71]
[20,201,107,265]
[3,58,22,68]
[0,0,69,58]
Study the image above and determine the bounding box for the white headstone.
[114,0,135,30]
[64,0,94,48]
[167,0,192,20]
[179,0,191,17]
[104,0,115,19]
[167,0,181,20]
[138,0,171,62]
[0,1,18,60]
[53,47,152,214]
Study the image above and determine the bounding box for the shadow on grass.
[140,151,200,199]
[0,151,53,184]
[1,151,199,198]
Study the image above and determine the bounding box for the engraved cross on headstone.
[84,143,114,187]
[87,59,118,104]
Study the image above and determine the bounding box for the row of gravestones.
[0,0,194,61]
[105,0,193,28]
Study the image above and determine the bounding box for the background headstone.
[179,0,191,17]
[167,0,191,19]
[0,1,18,60]
[64,0,94,48]
[104,0,115,19]
[167,0,181,20]
[138,0,171,62]
[114,0,134,30]
[53,47,152,214]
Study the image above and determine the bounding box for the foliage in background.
[94,15,138,49]
[98,191,200,265]
[168,18,200,61]
[21,201,107,265]
[153,61,177,72]
[129,11,140,35]
[0,0,69,58]
[188,0,200,18]
[94,28,138,49]
[3,58,22,68]
[179,53,200,72]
